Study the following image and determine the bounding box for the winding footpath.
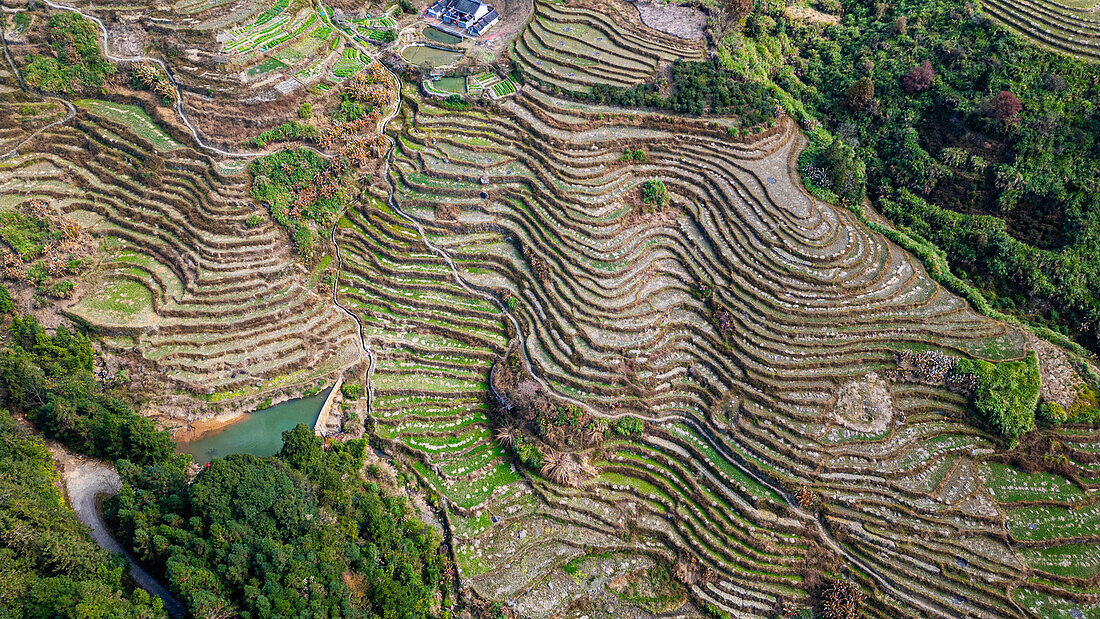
[371,81,955,617]
[54,454,186,617]
[4,3,952,612]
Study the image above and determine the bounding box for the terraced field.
[330,83,1100,617]
[981,0,1100,62]
[7,3,1100,613]
[512,0,706,93]
[0,100,358,400]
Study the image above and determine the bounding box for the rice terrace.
[2,0,1100,617]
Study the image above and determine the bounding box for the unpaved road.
[54,452,185,618]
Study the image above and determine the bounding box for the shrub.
[47,280,75,298]
[620,149,647,162]
[641,179,669,212]
[989,90,1022,122]
[952,352,1041,438]
[612,417,644,436]
[0,283,13,314]
[821,137,865,204]
[245,213,264,228]
[298,102,313,119]
[1037,401,1067,424]
[583,58,775,124]
[22,13,116,94]
[251,121,319,147]
[843,77,875,110]
[440,94,470,111]
[341,382,364,400]
[903,60,934,93]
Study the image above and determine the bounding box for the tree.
[843,77,874,110]
[903,60,934,93]
[821,138,866,204]
[990,90,1022,122]
[279,424,324,472]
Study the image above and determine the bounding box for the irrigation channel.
[1,3,955,611]
[372,77,956,617]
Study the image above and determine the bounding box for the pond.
[401,44,462,68]
[433,76,466,94]
[424,26,463,45]
[177,387,331,463]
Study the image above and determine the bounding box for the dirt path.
[53,451,186,618]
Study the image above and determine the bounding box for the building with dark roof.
[426,0,499,36]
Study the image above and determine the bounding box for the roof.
[470,9,498,31]
[453,0,481,15]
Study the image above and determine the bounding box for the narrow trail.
[374,81,953,617]
[5,4,950,611]
[54,454,186,618]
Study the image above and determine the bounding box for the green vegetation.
[0,209,52,260]
[249,148,344,258]
[0,409,166,618]
[440,94,470,111]
[341,382,364,400]
[0,283,13,314]
[737,0,1100,353]
[250,120,320,147]
[298,102,313,119]
[620,149,647,162]
[108,426,443,617]
[583,58,775,125]
[23,13,116,94]
[953,351,1041,438]
[0,315,174,464]
[332,93,367,123]
[612,417,644,436]
[641,179,669,212]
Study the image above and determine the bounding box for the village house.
[425,0,500,36]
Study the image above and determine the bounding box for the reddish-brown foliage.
[990,90,1022,122]
[903,60,934,93]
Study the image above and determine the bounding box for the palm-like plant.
[494,426,518,449]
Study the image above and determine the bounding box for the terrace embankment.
[362,84,1056,617]
[511,0,705,93]
[0,102,359,413]
[980,0,1100,62]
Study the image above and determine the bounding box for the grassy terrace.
[369,87,1049,615]
[981,0,1100,62]
[0,112,356,396]
[512,0,706,93]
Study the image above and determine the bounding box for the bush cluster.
[583,58,776,125]
[251,121,320,148]
[952,352,1041,439]
[249,148,344,259]
[23,13,115,94]
[0,315,173,465]
[109,426,443,618]
[0,410,166,618]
